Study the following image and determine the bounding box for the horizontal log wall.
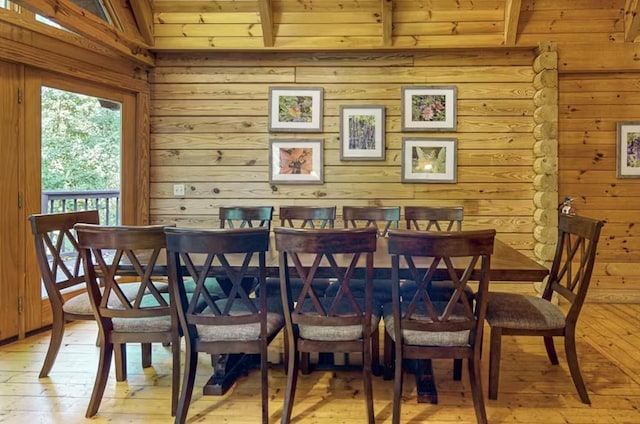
[558,73,640,303]
[149,49,540,260]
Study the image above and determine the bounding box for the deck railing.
[41,190,120,225]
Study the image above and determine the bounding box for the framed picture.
[401,86,457,131]
[269,138,324,184]
[402,138,457,183]
[268,87,323,132]
[339,105,386,161]
[617,122,640,178]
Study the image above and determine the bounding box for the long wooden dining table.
[184,233,549,401]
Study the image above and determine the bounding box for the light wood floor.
[1,303,639,423]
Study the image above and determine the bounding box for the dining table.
[180,232,550,402]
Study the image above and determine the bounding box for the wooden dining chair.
[279,205,336,228]
[385,229,495,424]
[75,223,180,418]
[342,205,400,237]
[404,205,463,231]
[330,206,400,372]
[271,206,338,371]
[219,206,274,229]
[486,214,604,404]
[275,227,378,424]
[387,205,467,380]
[401,206,466,301]
[166,227,283,424]
[29,210,100,378]
[217,206,274,295]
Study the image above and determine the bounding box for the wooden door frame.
[0,60,24,341]
[23,69,146,334]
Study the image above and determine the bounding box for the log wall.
[559,73,640,303]
[149,49,540,261]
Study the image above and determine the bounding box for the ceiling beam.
[258,0,273,47]
[13,0,153,66]
[624,0,640,42]
[127,0,154,45]
[503,0,522,46]
[381,0,393,47]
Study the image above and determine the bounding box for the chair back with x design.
[219,206,273,229]
[342,205,400,237]
[405,206,463,232]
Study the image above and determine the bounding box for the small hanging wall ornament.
[559,196,576,215]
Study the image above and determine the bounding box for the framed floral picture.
[401,86,457,131]
[269,139,324,184]
[616,122,640,178]
[268,87,324,132]
[402,137,457,183]
[339,105,386,161]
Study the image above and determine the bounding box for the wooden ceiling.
[9,0,640,67]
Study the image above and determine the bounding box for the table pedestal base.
[203,353,250,396]
[415,359,438,404]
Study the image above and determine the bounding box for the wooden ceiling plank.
[258,0,273,47]
[381,0,392,46]
[13,0,153,66]
[504,0,522,46]
[126,0,154,45]
[624,0,640,42]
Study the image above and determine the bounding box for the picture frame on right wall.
[401,86,457,131]
[616,121,640,178]
[402,137,457,183]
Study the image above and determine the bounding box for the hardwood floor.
[1,304,639,423]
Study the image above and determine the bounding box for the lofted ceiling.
[9,0,640,66]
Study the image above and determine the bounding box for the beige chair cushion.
[197,298,284,342]
[486,292,565,330]
[61,283,155,316]
[297,297,381,342]
[62,292,95,316]
[111,293,173,332]
[383,301,471,347]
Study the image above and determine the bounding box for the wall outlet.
[173,184,186,196]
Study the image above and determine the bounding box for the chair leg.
[39,317,65,378]
[488,326,502,400]
[452,358,462,381]
[114,343,127,381]
[86,341,113,417]
[543,336,559,365]
[281,341,299,424]
[392,342,403,424]
[175,341,198,424]
[300,352,311,374]
[383,330,394,380]
[142,342,152,368]
[362,338,375,424]
[468,353,488,424]
[564,331,591,404]
[371,326,381,376]
[282,328,289,375]
[171,336,181,416]
[261,346,270,424]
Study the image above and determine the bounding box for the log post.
[533,42,559,272]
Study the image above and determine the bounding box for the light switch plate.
[173,184,185,196]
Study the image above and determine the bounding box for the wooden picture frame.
[402,137,457,183]
[339,105,385,161]
[269,138,324,184]
[401,86,457,131]
[268,87,324,132]
[616,122,640,178]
